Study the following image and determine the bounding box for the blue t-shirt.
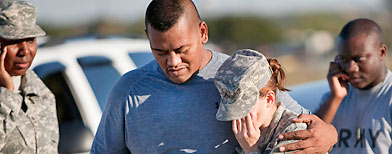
[91,51,309,154]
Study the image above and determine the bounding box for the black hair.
[145,0,201,32]
[339,18,384,43]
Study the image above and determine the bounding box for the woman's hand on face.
[0,47,13,91]
[232,114,261,154]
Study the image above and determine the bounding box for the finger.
[335,74,349,82]
[330,75,347,89]
[329,71,348,81]
[279,140,314,152]
[245,114,254,132]
[250,112,258,129]
[237,118,242,131]
[232,120,238,134]
[0,47,7,70]
[341,79,349,89]
[292,114,317,124]
[241,118,247,132]
[289,148,318,154]
[279,129,312,141]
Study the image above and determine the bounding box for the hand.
[278,114,337,154]
[232,114,261,154]
[0,47,13,91]
[327,60,349,99]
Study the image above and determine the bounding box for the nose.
[345,60,359,73]
[17,41,29,57]
[167,51,181,66]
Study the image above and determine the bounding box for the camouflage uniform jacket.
[237,103,308,154]
[0,70,59,154]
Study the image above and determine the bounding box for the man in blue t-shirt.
[91,0,337,153]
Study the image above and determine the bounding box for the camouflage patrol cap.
[0,1,45,40]
[215,49,273,121]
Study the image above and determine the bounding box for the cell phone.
[333,55,349,82]
[334,55,344,71]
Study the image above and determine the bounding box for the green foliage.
[126,20,146,37]
[206,16,281,47]
[287,14,345,35]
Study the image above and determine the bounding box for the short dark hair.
[339,18,383,43]
[145,0,200,32]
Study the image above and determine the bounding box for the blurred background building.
[26,0,392,85]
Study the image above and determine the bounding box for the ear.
[144,23,151,40]
[265,90,276,108]
[379,43,387,60]
[144,28,150,40]
[199,21,208,44]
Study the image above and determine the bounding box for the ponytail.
[259,58,290,97]
[268,58,290,92]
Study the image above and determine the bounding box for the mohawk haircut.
[145,0,201,32]
[339,18,384,43]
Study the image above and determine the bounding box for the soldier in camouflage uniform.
[215,49,307,154]
[0,1,59,153]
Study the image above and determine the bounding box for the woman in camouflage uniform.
[215,49,307,154]
[0,1,59,153]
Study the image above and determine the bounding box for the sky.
[25,0,387,27]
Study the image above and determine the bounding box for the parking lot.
[32,36,154,153]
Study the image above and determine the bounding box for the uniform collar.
[259,103,285,151]
[12,75,21,93]
[20,70,42,97]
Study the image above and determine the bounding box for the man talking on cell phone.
[316,18,392,153]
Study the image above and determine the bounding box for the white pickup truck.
[32,36,154,153]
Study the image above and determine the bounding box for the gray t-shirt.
[323,70,392,154]
[91,51,309,154]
